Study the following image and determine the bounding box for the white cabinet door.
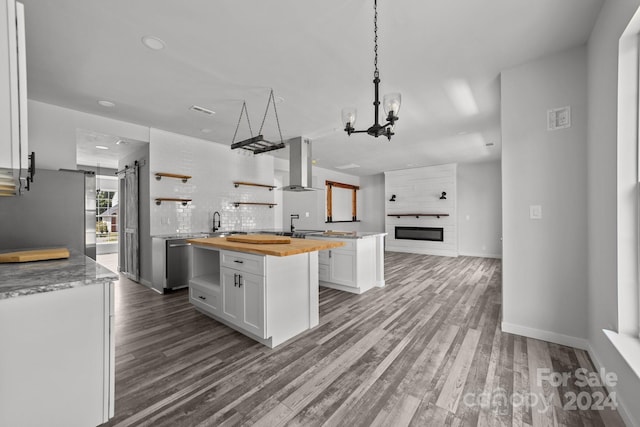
[329,249,356,287]
[237,271,265,338]
[0,0,27,190]
[221,267,241,322]
[221,267,266,338]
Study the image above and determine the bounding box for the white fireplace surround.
[384,164,458,257]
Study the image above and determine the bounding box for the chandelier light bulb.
[383,93,402,117]
[342,108,357,127]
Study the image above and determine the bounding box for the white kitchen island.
[310,232,387,294]
[186,236,344,348]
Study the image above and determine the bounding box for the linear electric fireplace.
[395,226,444,242]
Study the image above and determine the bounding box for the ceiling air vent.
[189,105,215,116]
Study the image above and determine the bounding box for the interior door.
[121,165,139,282]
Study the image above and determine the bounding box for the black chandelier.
[342,0,401,141]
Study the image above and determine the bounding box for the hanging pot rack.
[230,90,286,154]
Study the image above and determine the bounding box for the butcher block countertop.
[187,235,345,257]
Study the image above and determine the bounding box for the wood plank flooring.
[100,252,625,427]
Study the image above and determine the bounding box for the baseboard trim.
[587,341,638,427]
[385,246,458,257]
[501,322,589,350]
[458,251,502,259]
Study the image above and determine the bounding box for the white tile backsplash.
[150,129,276,235]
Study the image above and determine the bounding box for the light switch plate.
[530,205,542,220]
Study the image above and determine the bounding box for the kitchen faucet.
[290,214,300,233]
[212,211,221,232]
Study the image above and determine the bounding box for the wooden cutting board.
[0,248,70,263]
[226,234,292,244]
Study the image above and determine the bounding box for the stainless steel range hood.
[281,137,316,192]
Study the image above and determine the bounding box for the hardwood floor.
[102,252,625,427]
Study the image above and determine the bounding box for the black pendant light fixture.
[342,0,401,141]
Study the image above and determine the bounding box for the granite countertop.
[0,250,117,300]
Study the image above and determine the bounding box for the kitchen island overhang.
[186,236,345,348]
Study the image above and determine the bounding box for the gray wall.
[587,0,640,425]
[360,173,385,232]
[501,45,589,344]
[457,160,502,258]
[0,169,85,253]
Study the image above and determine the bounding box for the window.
[325,180,359,223]
[96,189,118,243]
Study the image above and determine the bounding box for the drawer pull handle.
[198,296,206,300]
[234,273,238,287]
[234,260,244,264]
[238,274,243,287]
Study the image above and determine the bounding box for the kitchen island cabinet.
[187,236,344,348]
[311,232,387,294]
[0,252,117,427]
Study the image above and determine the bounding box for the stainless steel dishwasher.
[165,237,192,290]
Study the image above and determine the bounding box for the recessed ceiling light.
[201,128,212,133]
[275,96,285,104]
[115,139,128,145]
[95,145,109,150]
[142,35,165,50]
[97,100,115,108]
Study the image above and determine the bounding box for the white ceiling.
[21,0,603,176]
[76,129,148,169]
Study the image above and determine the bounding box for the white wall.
[149,128,276,235]
[501,45,589,347]
[28,100,149,170]
[457,160,502,258]
[587,0,640,425]
[385,164,457,256]
[277,157,364,232]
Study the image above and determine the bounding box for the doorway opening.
[76,128,148,275]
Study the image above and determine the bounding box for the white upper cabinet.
[0,0,28,195]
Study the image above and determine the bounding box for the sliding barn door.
[121,166,139,282]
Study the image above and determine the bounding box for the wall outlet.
[547,106,571,130]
